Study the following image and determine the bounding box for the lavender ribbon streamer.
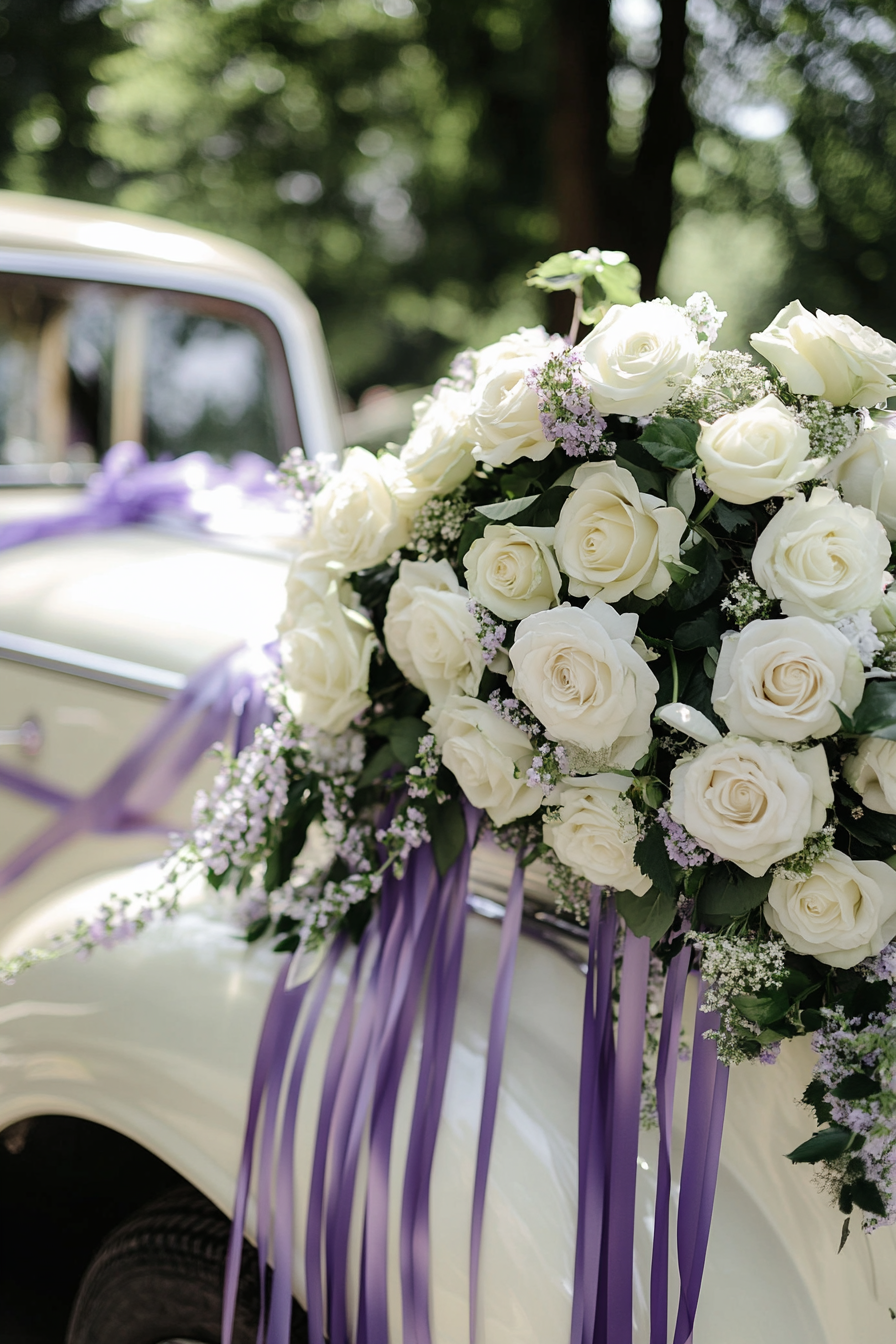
[0,440,280,552]
[649,945,691,1344]
[571,891,617,1344]
[401,808,478,1344]
[672,992,728,1344]
[602,927,651,1344]
[468,855,525,1344]
[0,640,274,892]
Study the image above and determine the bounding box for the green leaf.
[456,513,489,565]
[696,866,771,927]
[786,1125,852,1164]
[633,823,678,897]
[358,741,398,787]
[525,248,641,315]
[714,500,752,533]
[429,795,466,876]
[731,988,790,1026]
[613,454,665,495]
[273,934,301,954]
[674,610,723,651]
[552,464,580,488]
[515,485,572,528]
[475,494,540,521]
[852,680,896,737]
[615,886,678,944]
[801,1079,832,1126]
[848,1178,887,1217]
[638,417,700,470]
[388,716,428,767]
[832,1073,881,1101]
[666,539,724,612]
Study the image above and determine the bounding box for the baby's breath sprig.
[688,929,787,1066]
[720,571,774,628]
[408,491,471,562]
[407,732,448,803]
[773,826,836,880]
[487,691,568,795]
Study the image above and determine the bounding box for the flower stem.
[670,644,679,703]
[568,291,583,345]
[693,492,720,527]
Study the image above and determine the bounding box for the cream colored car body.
[1,196,895,1341]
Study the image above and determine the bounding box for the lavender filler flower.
[527,348,614,459]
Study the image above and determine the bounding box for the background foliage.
[2,0,896,400]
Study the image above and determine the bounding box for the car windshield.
[0,276,300,481]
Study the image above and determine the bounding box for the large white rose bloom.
[427,694,540,827]
[301,446,409,570]
[383,559,482,706]
[575,299,701,417]
[279,556,350,633]
[826,418,896,541]
[543,779,651,895]
[509,599,659,766]
[695,394,817,505]
[844,737,896,815]
[470,354,555,467]
[751,301,896,408]
[712,616,865,743]
[668,737,833,877]
[554,460,687,601]
[397,387,477,508]
[751,486,890,621]
[473,326,560,377]
[280,580,376,734]
[464,523,561,620]
[765,852,896,968]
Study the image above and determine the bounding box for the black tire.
[66,1186,308,1344]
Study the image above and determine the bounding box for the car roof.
[0,189,294,294]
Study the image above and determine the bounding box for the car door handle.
[0,718,42,756]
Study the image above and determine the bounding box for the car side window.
[0,276,298,477]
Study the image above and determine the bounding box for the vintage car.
[0,190,895,1344]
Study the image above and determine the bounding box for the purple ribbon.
[0,440,281,552]
[649,944,691,1344]
[0,640,275,893]
[468,854,525,1344]
[673,989,729,1344]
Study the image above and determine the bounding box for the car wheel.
[66,1186,308,1344]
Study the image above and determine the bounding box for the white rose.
[397,388,476,507]
[509,599,659,765]
[764,851,896,968]
[712,616,865,743]
[470,354,554,467]
[827,418,896,540]
[543,780,651,895]
[473,325,560,377]
[751,486,890,621]
[302,446,409,570]
[575,299,701,417]
[427,694,540,827]
[668,737,833,877]
[280,580,376,733]
[695,394,817,505]
[844,737,896,815]
[554,460,687,601]
[383,559,482,706]
[463,523,561,620]
[750,300,896,408]
[873,588,896,635]
[278,556,351,634]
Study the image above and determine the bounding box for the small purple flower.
[526,349,614,458]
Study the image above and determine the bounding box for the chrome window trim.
[0,628,185,698]
[0,247,344,462]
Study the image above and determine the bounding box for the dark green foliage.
[666,539,725,612]
[614,886,678,944]
[696,865,770,926]
[786,1125,853,1164]
[637,417,700,470]
[426,794,466,876]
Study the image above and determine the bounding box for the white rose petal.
[764,851,896,968]
[543,780,650,895]
[696,394,817,505]
[751,486,890,622]
[509,598,659,763]
[712,616,865,742]
[464,523,561,620]
[844,737,896,815]
[383,559,482,706]
[554,460,687,602]
[427,694,540,827]
[751,300,896,408]
[280,580,376,734]
[576,299,701,418]
[279,556,350,634]
[655,702,723,745]
[827,418,896,541]
[473,326,560,377]
[397,387,477,509]
[668,737,833,877]
[470,354,555,467]
[301,446,409,570]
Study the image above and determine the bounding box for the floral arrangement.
[17,247,896,1253]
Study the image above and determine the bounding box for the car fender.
[0,866,893,1342]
